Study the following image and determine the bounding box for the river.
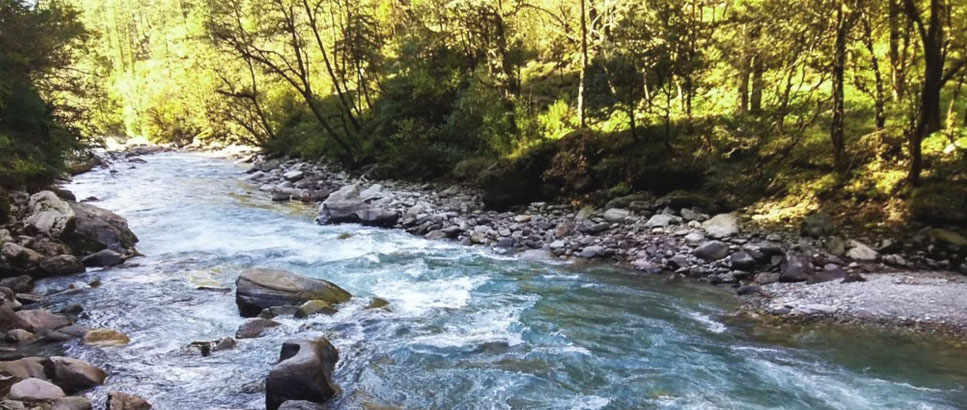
[30,152,967,409]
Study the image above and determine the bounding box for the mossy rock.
[911,184,967,225]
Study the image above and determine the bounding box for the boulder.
[25,191,75,238]
[51,396,92,410]
[730,251,757,272]
[107,392,151,410]
[0,305,31,333]
[283,170,305,182]
[364,297,390,310]
[43,356,107,393]
[317,184,398,227]
[265,339,339,410]
[6,329,36,344]
[2,243,44,274]
[236,318,281,339]
[603,208,631,223]
[0,286,20,310]
[63,202,138,254]
[39,255,85,277]
[644,214,681,228]
[14,309,71,332]
[801,212,835,237]
[8,378,65,402]
[81,249,123,267]
[701,213,740,239]
[693,241,729,261]
[0,275,33,293]
[846,240,878,261]
[294,300,336,318]
[0,357,47,379]
[235,269,351,318]
[779,250,811,282]
[927,228,967,251]
[82,329,130,346]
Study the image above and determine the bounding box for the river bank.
[238,150,967,338]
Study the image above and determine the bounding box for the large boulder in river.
[265,339,339,410]
[43,356,107,393]
[24,191,75,237]
[235,269,351,317]
[63,202,138,254]
[316,184,398,227]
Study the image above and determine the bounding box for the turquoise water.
[35,152,967,409]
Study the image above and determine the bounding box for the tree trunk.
[906,0,945,186]
[750,56,764,114]
[578,0,588,128]
[830,2,848,172]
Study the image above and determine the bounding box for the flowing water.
[30,152,967,409]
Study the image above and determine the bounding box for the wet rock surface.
[265,339,339,410]
[235,268,351,317]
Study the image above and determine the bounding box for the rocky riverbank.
[241,153,967,338]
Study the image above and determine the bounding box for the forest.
[2,0,967,225]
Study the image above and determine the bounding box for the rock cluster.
[244,156,967,293]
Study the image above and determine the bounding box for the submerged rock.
[266,339,339,410]
[235,269,351,318]
[236,318,281,339]
[279,400,326,410]
[82,328,130,346]
[107,392,152,410]
[294,300,336,318]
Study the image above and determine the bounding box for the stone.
[14,309,71,332]
[236,318,281,339]
[258,305,300,319]
[6,329,36,344]
[701,213,740,238]
[0,286,20,310]
[81,249,123,267]
[2,243,44,273]
[644,214,680,228]
[0,275,33,293]
[0,306,32,333]
[8,378,65,402]
[82,329,130,346]
[825,236,847,256]
[578,245,605,258]
[801,212,835,237]
[779,250,811,282]
[693,241,729,261]
[107,392,151,410]
[317,184,398,227]
[39,255,85,277]
[235,269,351,317]
[730,251,757,272]
[632,258,662,274]
[265,339,339,410]
[64,202,138,254]
[799,304,837,315]
[25,191,75,238]
[283,170,305,182]
[842,273,867,283]
[51,396,92,410]
[0,357,47,379]
[680,208,706,221]
[846,240,878,261]
[683,231,705,245]
[603,208,631,223]
[43,357,107,393]
[928,228,967,250]
[279,401,326,410]
[365,297,390,310]
[294,300,336,318]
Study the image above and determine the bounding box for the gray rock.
[0,275,33,293]
[14,309,71,332]
[317,184,398,227]
[645,214,681,228]
[683,231,705,245]
[801,212,835,237]
[603,208,631,223]
[8,378,65,402]
[693,241,729,261]
[846,240,878,261]
[6,329,36,343]
[283,170,305,182]
[0,357,47,379]
[236,318,281,339]
[51,396,92,410]
[2,243,44,274]
[39,255,85,277]
[266,339,339,410]
[702,213,740,238]
[0,305,32,333]
[235,269,351,317]
[64,202,138,254]
[779,250,811,282]
[730,251,756,272]
[25,191,75,238]
[82,249,123,267]
[578,246,605,258]
[43,356,107,393]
